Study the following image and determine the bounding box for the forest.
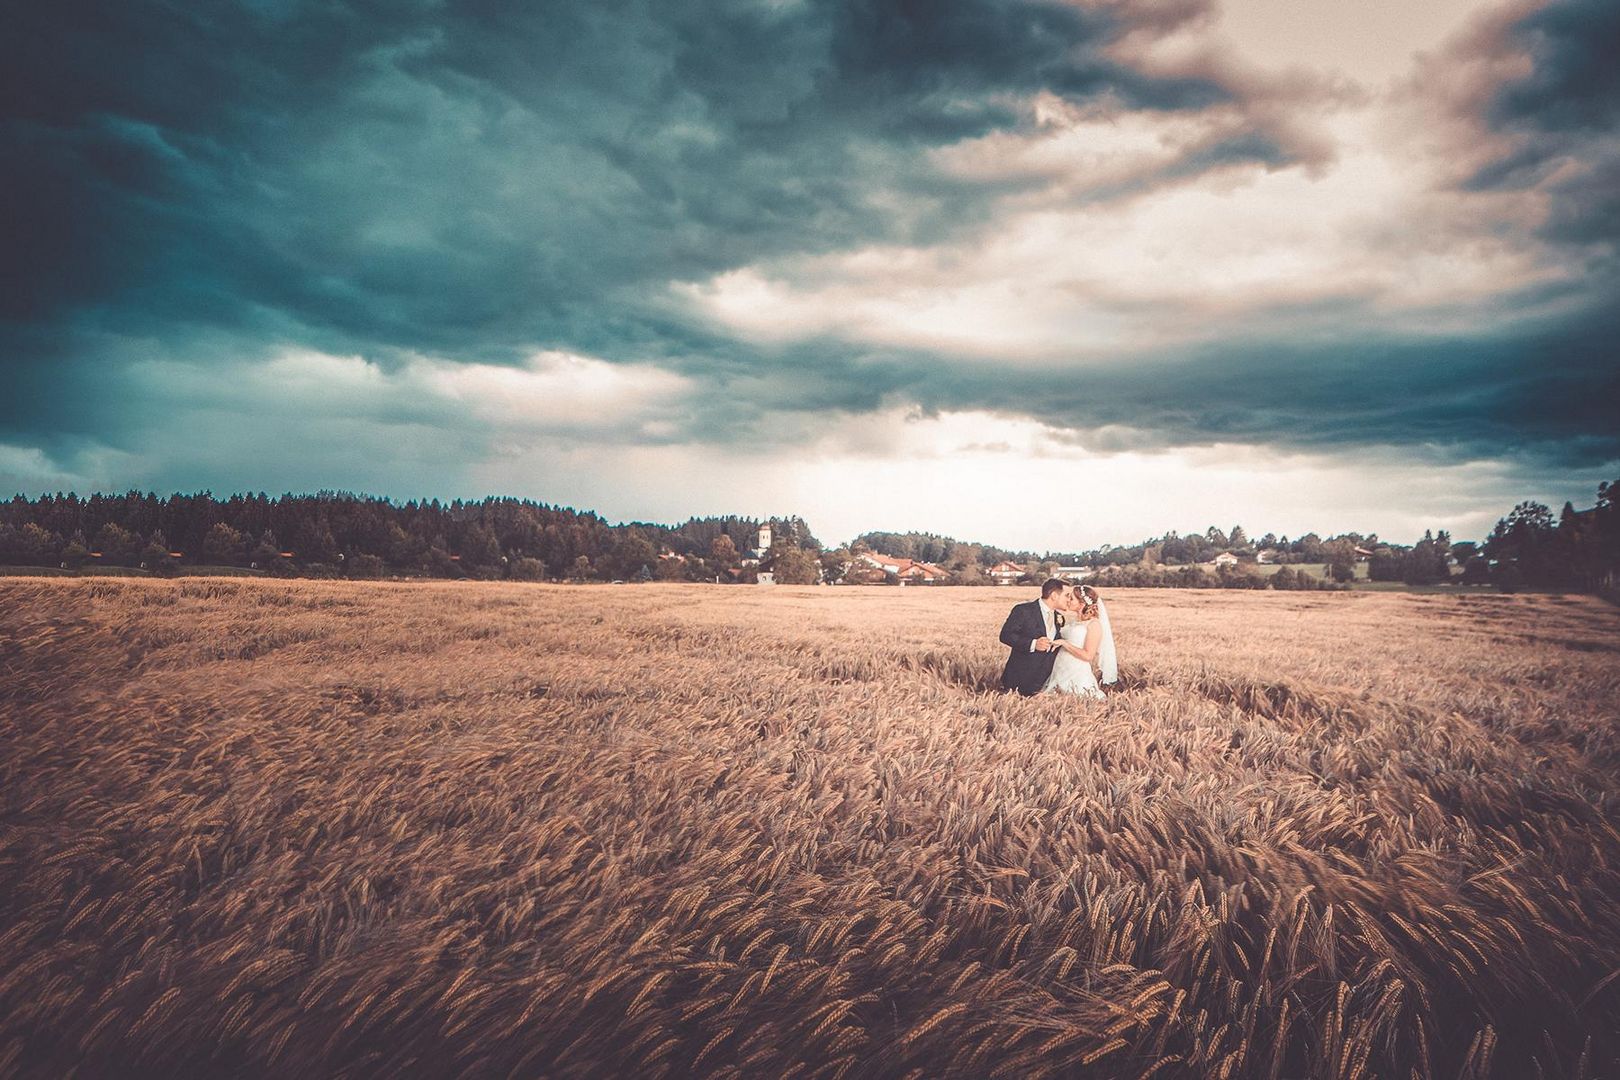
[0,478,1615,594]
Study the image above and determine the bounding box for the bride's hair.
[1075,585,1101,620]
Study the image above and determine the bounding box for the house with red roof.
[988,561,1025,585]
[856,552,951,584]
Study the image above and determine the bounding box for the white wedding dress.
[1042,601,1117,699]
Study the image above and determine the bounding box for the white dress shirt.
[1030,597,1056,651]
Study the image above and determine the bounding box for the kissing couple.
[999,579,1118,698]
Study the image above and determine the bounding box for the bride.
[1044,584,1117,698]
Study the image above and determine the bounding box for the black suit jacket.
[1000,599,1058,696]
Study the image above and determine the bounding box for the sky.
[3,0,1617,550]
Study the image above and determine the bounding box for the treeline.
[1359,485,1618,593]
[847,531,1035,568]
[1061,525,1391,577]
[0,490,820,583]
[2,478,1615,592]
[1479,486,1618,593]
[847,476,1618,594]
[1085,564,1345,591]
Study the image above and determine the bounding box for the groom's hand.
[1034,636,1053,652]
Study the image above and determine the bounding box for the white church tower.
[755,524,775,586]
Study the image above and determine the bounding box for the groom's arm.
[999,606,1044,652]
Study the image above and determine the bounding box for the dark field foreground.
[2,580,1619,1078]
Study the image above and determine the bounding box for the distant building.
[857,551,950,584]
[1056,565,1096,581]
[1212,551,1240,567]
[1256,548,1278,564]
[757,572,775,587]
[743,524,774,566]
[988,561,1025,585]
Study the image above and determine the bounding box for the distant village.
[695,523,1376,589]
[3,482,1614,596]
[773,543,1378,588]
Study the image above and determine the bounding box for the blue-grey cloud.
[0,0,1616,501]
[1467,0,1620,246]
[0,0,1227,337]
[0,0,1261,449]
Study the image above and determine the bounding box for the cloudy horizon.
[3,0,1617,549]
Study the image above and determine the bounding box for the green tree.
[614,533,659,579]
[709,534,739,569]
[202,522,247,565]
[61,532,89,569]
[23,523,62,565]
[250,530,282,570]
[1485,501,1557,586]
[510,557,547,581]
[347,553,385,578]
[426,546,460,577]
[1369,549,1406,582]
[952,562,987,586]
[93,522,140,566]
[1402,533,1448,586]
[841,557,885,585]
[140,530,175,574]
[384,523,426,569]
[460,522,502,568]
[819,546,851,583]
[770,546,821,584]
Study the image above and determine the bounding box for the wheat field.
[2,579,1618,1078]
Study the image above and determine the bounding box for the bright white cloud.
[674,0,1581,363]
[460,407,1616,548]
[414,350,693,438]
[25,341,1607,549]
[133,346,694,439]
[1211,0,1491,84]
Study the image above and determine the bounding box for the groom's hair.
[1041,578,1069,598]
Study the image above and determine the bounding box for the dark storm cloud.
[1489,0,1620,133]
[0,0,1276,469]
[1467,0,1620,245]
[1,0,1616,489]
[692,291,1620,467]
[0,0,1236,435]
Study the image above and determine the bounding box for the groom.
[999,579,1073,696]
